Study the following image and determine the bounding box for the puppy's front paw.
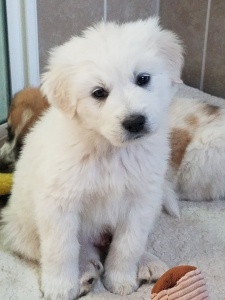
[79,260,104,297]
[138,252,168,283]
[103,270,138,295]
[41,273,79,300]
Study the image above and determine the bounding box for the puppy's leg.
[37,201,80,300]
[79,239,103,297]
[103,197,162,296]
[137,251,168,283]
[163,180,180,218]
[163,166,180,218]
[1,196,40,261]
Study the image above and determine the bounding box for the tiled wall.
[37,0,225,98]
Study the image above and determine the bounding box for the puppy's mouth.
[107,128,151,147]
[133,134,143,140]
[125,129,150,142]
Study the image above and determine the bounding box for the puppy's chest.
[77,150,148,230]
[73,147,161,217]
[76,154,129,200]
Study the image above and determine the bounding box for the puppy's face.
[42,18,183,146]
[70,58,172,146]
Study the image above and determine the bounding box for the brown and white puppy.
[0,88,49,172]
[166,97,225,206]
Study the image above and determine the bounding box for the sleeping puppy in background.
[0,88,49,172]
[167,97,225,204]
[1,18,183,299]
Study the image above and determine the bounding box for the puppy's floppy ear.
[154,18,184,83]
[41,46,77,119]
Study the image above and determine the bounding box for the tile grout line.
[104,0,107,22]
[156,0,160,17]
[200,0,211,91]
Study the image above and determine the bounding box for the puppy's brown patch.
[185,114,199,127]
[204,104,220,116]
[170,128,192,167]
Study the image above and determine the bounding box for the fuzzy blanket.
[0,84,224,300]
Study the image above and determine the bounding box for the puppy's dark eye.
[136,73,151,87]
[92,87,108,100]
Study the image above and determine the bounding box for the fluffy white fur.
[1,18,183,300]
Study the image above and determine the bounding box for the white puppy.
[1,18,183,299]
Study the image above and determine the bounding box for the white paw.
[79,260,104,297]
[103,270,138,295]
[138,252,168,283]
[41,273,79,300]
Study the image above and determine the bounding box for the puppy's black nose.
[122,114,146,133]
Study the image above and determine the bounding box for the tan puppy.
[0,88,49,172]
